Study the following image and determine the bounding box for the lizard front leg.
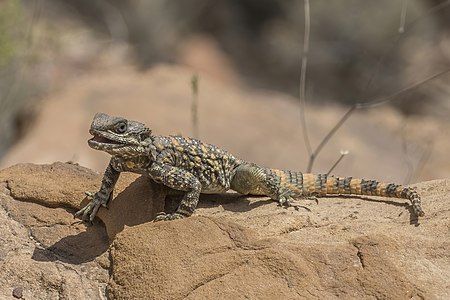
[149,164,201,221]
[75,159,120,222]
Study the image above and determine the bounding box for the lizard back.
[151,135,243,193]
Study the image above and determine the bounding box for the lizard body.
[75,113,425,222]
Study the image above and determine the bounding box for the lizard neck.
[147,135,164,162]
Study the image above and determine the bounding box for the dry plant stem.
[307,0,413,172]
[307,1,450,172]
[306,68,450,173]
[408,0,450,29]
[191,74,199,139]
[400,119,414,185]
[357,68,450,109]
[366,0,407,92]
[365,1,449,93]
[326,151,349,176]
[306,106,355,173]
[399,0,409,33]
[299,0,312,163]
[365,1,448,182]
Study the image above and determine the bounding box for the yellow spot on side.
[396,185,405,197]
[170,137,180,146]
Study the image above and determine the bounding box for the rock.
[0,162,449,299]
[12,286,23,299]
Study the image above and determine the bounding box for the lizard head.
[88,112,152,156]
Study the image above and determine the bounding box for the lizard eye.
[115,122,127,134]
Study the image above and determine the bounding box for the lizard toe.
[277,196,290,208]
[277,196,312,212]
[84,191,95,198]
[75,198,102,222]
[304,195,319,204]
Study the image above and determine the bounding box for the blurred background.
[0,0,449,183]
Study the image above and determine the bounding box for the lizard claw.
[84,191,95,198]
[75,191,106,222]
[305,195,319,204]
[153,212,184,222]
[278,196,312,212]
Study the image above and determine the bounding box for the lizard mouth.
[89,134,122,145]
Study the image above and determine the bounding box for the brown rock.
[12,286,23,299]
[0,162,449,299]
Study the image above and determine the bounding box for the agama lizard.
[75,113,425,222]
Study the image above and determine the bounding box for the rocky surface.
[1,3,449,297]
[0,162,449,299]
[0,62,449,299]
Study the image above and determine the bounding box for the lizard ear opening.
[140,128,152,140]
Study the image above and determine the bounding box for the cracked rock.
[1,162,450,299]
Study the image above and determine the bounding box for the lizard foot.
[153,212,185,222]
[278,196,312,212]
[74,191,107,222]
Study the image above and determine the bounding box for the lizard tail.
[300,173,424,217]
[230,164,424,218]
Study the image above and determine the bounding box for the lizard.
[75,112,425,222]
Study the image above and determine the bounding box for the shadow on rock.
[164,191,276,214]
[76,175,166,239]
[199,193,274,212]
[32,222,109,264]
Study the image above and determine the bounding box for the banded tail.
[281,171,424,217]
[230,164,424,218]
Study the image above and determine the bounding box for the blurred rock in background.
[0,0,449,173]
[45,0,449,111]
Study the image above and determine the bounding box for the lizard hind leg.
[231,163,308,210]
[230,163,279,197]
